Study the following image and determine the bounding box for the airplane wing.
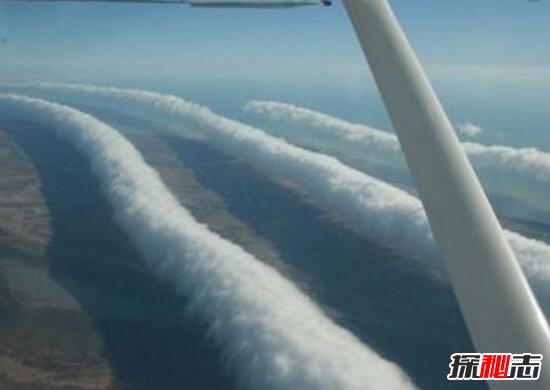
[187,0,331,7]
[4,0,331,6]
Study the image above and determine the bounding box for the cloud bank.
[9,83,550,285]
[246,99,400,154]
[245,100,550,181]
[0,92,414,390]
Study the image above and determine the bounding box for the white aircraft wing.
[187,0,330,7]
[4,0,331,6]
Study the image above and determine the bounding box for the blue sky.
[1,0,549,83]
[1,0,550,150]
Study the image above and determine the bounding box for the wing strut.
[343,1,549,387]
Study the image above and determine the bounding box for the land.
[0,123,285,390]
[2,113,531,390]
[0,128,111,389]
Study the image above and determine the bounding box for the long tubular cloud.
[0,93,414,390]
[246,100,401,154]
[9,83,550,285]
[245,100,550,181]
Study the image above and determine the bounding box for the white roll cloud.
[246,100,400,154]
[7,83,550,285]
[245,100,550,181]
[0,93,415,390]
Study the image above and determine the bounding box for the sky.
[1,0,549,83]
[1,0,549,149]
